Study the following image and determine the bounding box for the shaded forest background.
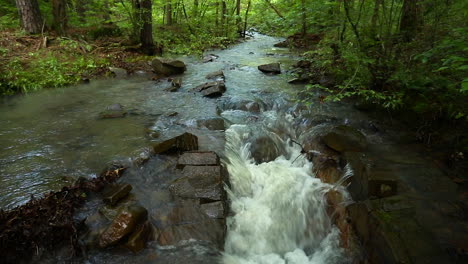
[0,0,467,150]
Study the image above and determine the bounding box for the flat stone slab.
[152,132,198,154]
[170,166,223,201]
[178,151,220,167]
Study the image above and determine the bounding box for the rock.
[80,77,90,84]
[202,54,219,63]
[98,104,127,119]
[103,184,133,206]
[99,205,148,248]
[177,151,220,167]
[295,60,311,68]
[201,201,225,219]
[322,125,367,152]
[169,166,224,201]
[205,70,225,81]
[258,63,281,74]
[157,201,225,248]
[273,41,289,48]
[194,81,226,98]
[166,111,178,117]
[109,67,128,78]
[250,136,282,164]
[171,77,182,89]
[288,74,309,84]
[152,132,198,154]
[344,152,369,201]
[125,221,155,253]
[196,117,225,130]
[151,58,186,76]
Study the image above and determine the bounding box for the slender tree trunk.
[192,0,199,17]
[166,0,173,25]
[52,0,67,35]
[76,0,87,23]
[15,0,43,34]
[301,0,307,35]
[236,0,241,36]
[400,0,421,41]
[140,0,155,55]
[264,0,284,19]
[221,0,227,36]
[243,0,251,38]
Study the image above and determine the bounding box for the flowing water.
[0,34,355,263]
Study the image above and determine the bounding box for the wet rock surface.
[151,58,186,76]
[322,125,367,152]
[99,103,127,119]
[152,132,199,154]
[196,117,225,130]
[194,81,226,97]
[258,63,281,74]
[102,183,133,205]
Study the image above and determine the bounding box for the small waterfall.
[223,115,347,264]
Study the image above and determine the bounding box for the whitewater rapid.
[222,115,348,264]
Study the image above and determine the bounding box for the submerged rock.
[125,221,155,253]
[258,63,281,74]
[152,132,199,154]
[250,136,282,164]
[99,204,148,248]
[151,58,186,76]
[98,103,127,119]
[202,54,219,63]
[322,125,367,152]
[201,201,225,219]
[102,183,133,206]
[196,117,225,130]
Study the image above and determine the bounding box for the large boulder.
[258,63,281,74]
[205,70,225,81]
[151,58,187,76]
[322,125,367,152]
[99,205,148,248]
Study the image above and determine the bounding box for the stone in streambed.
[125,221,156,253]
[109,67,128,78]
[258,63,281,74]
[196,117,225,130]
[205,70,225,81]
[177,151,220,167]
[102,183,133,206]
[152,132,198,154]
[322,125,367,152]
[99,204,148,248]
[169,165,224,201]
[151,58,186,76]
[194,81,226,98]
[98,103,127,119]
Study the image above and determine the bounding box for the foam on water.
[223,119,347,264]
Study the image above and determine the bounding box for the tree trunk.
[301,0,307,36]
[400,0,421,41]
[166,0,173,25]
[15,0,43,34]
[76,0,87,23]
[192,0,199,17]
[264,0,284,19]
[52,0,67,35]
[236,0,241,36]
[243,0,251,38]
[221,0,227,36]
[139,0,155,55]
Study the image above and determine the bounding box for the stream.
[1,33,462,263]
